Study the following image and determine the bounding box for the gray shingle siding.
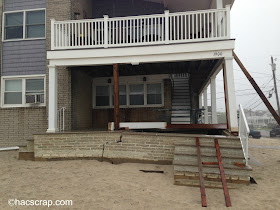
[2,40,46,76]
[4,0,46,11]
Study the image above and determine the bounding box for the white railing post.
[51,19,56,50]
[226,5,231,39]
[104,15,109,48]
[165,10,169,44]
[239,104,250,166]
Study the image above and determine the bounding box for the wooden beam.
[196,137,207,207]
[215,138,231,207]
[223,65,230,130]
[233,51,280,125]
[113,64,120,130]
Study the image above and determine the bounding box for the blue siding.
[4,0,46,11]
[2,40,46,76]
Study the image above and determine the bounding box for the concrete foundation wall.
[34,132,179,163]
[0,107,47,147]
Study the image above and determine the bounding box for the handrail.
[57,107,66,132]
[51,5,231,50]
[238,104,250,166]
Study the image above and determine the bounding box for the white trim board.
[47,40,235,67]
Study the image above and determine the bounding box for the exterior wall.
[46,0,72,131]
[0,107,47,147]
[71,70,93,130]
[92,78,172,129]
[4,0,45,11]
[0,0,48,147]
[34,132,177,163]
[2,40,46,76]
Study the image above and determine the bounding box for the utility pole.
[271,56,280,115]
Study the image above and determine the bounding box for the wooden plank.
[215,138,231,207]
[233,51,280,125]
[196,137,207,207]
[113,64,120,130]
[202,162,218,165]
[166,124,227,129]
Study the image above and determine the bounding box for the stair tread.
[173,160,252,170]
[174,151,244,159]
[174,143,242,149]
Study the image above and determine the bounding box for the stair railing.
[57,107,66,132]
[238,104,250,166]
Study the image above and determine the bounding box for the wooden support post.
[215,138,231,207]
[113,64,120,130]
[196,137,207,207]
[223,65,230,130]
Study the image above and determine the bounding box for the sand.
[0,137,279,210]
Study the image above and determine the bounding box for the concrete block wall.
[34,132,181,163]
[0,107,47,147]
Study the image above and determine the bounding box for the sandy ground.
[0,137,280,210]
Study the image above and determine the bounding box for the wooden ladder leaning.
[196,137,232,207]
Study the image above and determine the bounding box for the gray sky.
[215,0,280,112]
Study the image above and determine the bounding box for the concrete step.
[174,138,242,147]
[173,160,251,171]
[174,165,250,177]
[175,146,244,158]
[174,178,246,189]
[173,154,245,166]
[18,152,34,161]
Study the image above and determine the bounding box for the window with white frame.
[2,77,45,107]
[94,82,163,108]
[112,85,127,106]
[96,86,110,107]
[4,9,45,40]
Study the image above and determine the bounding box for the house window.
[26,10,45,38]
[4,9,45,40]
[26,79,45,103]
[112,85,127,106]
[147,83,162,105]
[5,12,23,40]
[96,86,110,106]
[2,76,45,107]
[4,80,22,104]
[129,84,144,105]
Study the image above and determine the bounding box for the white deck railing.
[51,5,231,50]
[239,104,250,166]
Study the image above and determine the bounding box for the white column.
[211,77,218,124]
[199,93,202,109]
[203,89,209,124]
[224,57,238,131]
[47,65,58,133]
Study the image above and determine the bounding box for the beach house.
[0,0,252,187]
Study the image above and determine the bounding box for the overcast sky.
[214,0,280,112]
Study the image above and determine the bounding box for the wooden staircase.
[171,74,191,124]
[173,135,251,188]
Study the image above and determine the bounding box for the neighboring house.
[0,0,238,147]
[245,110,277,128]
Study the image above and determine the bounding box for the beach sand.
[0,137,279,210]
